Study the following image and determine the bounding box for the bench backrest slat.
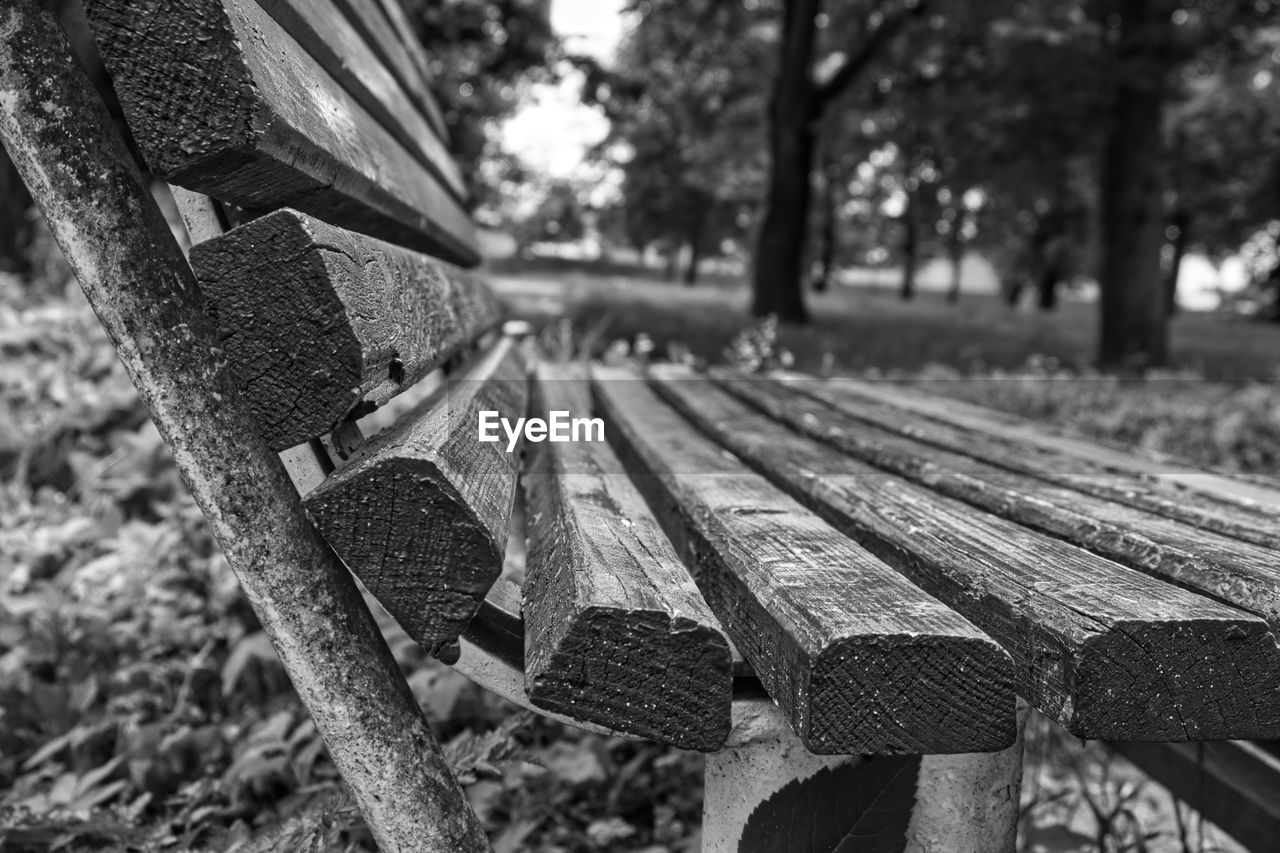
[190,208,501,450]
[522,365,734,751]
[304,337,527,657]
[254,0,467,202]
[333,0,451,141]
[87,0,479,265]
[592,368,1017,755]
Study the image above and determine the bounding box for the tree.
[402,0,559,209]
[1091,0,1279,366]
[753,0,923,321]
[1162,23,1280,315]
[583,0,770,285]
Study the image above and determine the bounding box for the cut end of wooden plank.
[306,455,505,656]
[304,338,526,656]
[191,208,501,449]
[89,0,481,265]
[805,633,1017,755]
[527,607,733,752]
[1071,617,1280,740]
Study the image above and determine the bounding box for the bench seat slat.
[254,0,466,202]
[304,337,526,656]
[521,365,733,751]
[87,0,479,265]
[714,374,1280,630]
[190,209,500,450]
[802,376,1280,516]
[592,368,1017,756]
[648,369,1280,742]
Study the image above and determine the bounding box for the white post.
[704,699,1029,852]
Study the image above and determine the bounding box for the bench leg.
[704,699,1028,852]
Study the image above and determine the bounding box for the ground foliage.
[0,274,705,851]
[0,267,1273,850]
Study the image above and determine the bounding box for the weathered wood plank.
[0,6,487,846]
[305,338,526,656]
[522,364,733,751]
[86,0,479,265]
[332,0,450,140]
[190,209,501,450]
[714,374,1280,630]
[253,0,466,202]
[647,369,1280,741]
[591,369,1017,755]
[773,374,1280,550]
[803,375,1280,511]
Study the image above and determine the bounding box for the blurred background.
[1,0,1278,851]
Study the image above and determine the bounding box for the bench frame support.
[0,5,487,850]
[703,700,1029,853]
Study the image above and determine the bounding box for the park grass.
[493,268,1280,380]
[494,269,1280,476]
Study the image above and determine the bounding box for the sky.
[499,0,625,180]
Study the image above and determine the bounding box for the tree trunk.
[946,212,963,305]
[813,159,838,293]
[1164,209,1189,316]
[1097,0,1175,368]
[900,189,917,301]
[751,0,819,322]
[683,207,706,286]
[1037,255,1060,311]
[684,241,701,285]
[665,242,679,282]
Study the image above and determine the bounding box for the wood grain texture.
[305,338,526,656]
[775,375,1280,550]
[713,374,1280,630]
[804,375,1280,511]
[647,369,1280,741]
[86,0,479,265]
[0,7,487,846]
[253,0,466,201]
[522,364,733,751]
[332,0,450,140]
[190,209,501,450]
[591,368,1016,755]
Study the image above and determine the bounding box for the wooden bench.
[5,2,1280,851]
